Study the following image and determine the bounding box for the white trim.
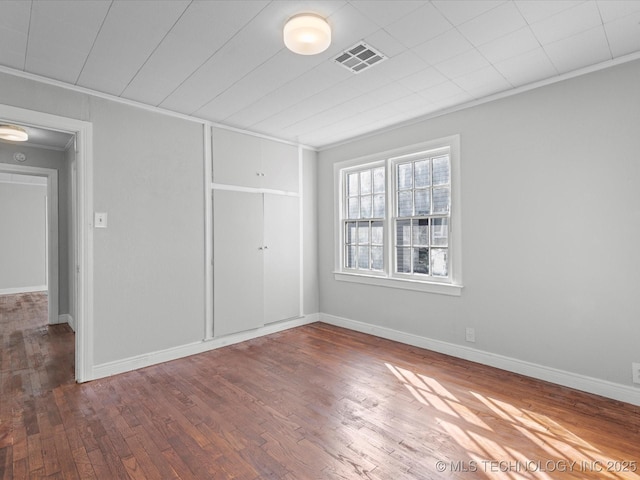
[58,313,75,331]
[298,145,304,318]
[211,182,299,197]
[0,163,59,324]
[0,104,95,383]
[203,125,214,340]
[0,65,316,151]
[320,313,640,407]
[0,285,47,295]
[319,50,640,151]
[92,314,318,380]
[334,272,462,296]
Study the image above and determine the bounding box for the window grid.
[394,153,450,279]
[343,166,385,272]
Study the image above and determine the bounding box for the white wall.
[318,59,640,393]
[0,74,206,366]
[302,147,319,315]
[0,179,47,292]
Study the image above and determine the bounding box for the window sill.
[334,272,463,296]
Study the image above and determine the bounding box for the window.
[334,136,462,296]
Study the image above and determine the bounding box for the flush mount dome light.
[0,125,28,142]
[284,13,331,55]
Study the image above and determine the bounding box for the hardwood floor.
[1,292,639,479]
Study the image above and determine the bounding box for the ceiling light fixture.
[0,125,29,142]
[284,13,331,55]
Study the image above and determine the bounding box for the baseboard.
[57,313,75,331]
[320,313,640,407]
[91,314,319,381]
[0,285,47,295]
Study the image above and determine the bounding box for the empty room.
[1,0,639,478]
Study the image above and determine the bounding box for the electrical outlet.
[465,327,476,343]
[633,363,640,385]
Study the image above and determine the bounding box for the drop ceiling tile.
[543,25,611,73]
[25,0,110,84]
[121,1,268,106]
[418,80,467,103]
[412,29,474,66]
[529,1,602,45]
[349,0,425,27]
[434,49,490,79]
[453,65,511,97]
[0,0,30,69]
[363,29,407,58]
[457,1,527,46]
[477,26,540,64]
[432,0,506,26]
[194,49,323,121]
[398,67,448,92]
[604,11,640,57]
[326,2,381,53]
[597,0,640,23]
[159,3,286,114]
[385,3,453,48]
[514,0,584,24]
[77,0,190,95]
[494,47,558,86]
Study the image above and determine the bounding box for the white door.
[263,194,300,324]
[213,190,264,336]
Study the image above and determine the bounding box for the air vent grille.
[334,42,386,74]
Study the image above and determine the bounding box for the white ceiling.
[1,0,639,148]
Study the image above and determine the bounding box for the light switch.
[95,212,108,228]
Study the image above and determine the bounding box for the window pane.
[371,221,383,244]
[432,186,450,214]
[431,248,448,277]
[360,170,372,194]
[373,194,385,217]
[414,159,429,188]
[360,195,372,218]
[414,189,430,215]
[396,220,411,246]
[397,163,412,190]
[371,246,383,271]
[358,221,369,244]
[412,219,428,246]
[358,246,370,269]
[348,173,359,195]
[398,190,412,217]
[431,218,448,246]
[432,156,450,185]
[413,247,429,275]
[348,197,359,218]
[396,247,411,273]
[345,221,357,244]
[346,246,356,268]
[373,167,385,193]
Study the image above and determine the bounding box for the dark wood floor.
[1,293,639,479]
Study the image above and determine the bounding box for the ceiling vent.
[334,42,386,74]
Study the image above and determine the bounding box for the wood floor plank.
[2,293,640,479]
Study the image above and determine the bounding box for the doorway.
[0,104,93,382]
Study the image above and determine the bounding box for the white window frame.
[334,135,462,296]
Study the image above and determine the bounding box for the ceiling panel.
[0,0,639,148]
[77,0,190,95]
[120,1,269,106]
[0,0,31,70]
[26,0,110,84]
[544,25,612,73]
[432,0,506,26]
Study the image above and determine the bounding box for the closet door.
[212,127,261,188]
[260,140,299,192]
[213,190,264,336]
[263,194,300,324]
